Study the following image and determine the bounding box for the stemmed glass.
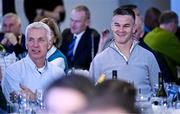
[18,91,31,113]
[7,90,20,113]
[136,88,152,113]
[152,84,158,97]
[175,88,180,109]
[35,89,45,111]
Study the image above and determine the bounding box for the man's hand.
[9,91,19,103]
[101,29,110,43]
[4,33,18,45]
[97,29,110,53]
[20,84,36,101]
[1,37,8,45]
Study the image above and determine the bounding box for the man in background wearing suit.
[60,5,100,70]
[0,13,27,59]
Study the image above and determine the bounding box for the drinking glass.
[175,87,180,109]
[7,90,21,113]
[35,89,45,110]
[152,84,158,97]
[18,91,31,113]
[136,88,152,113]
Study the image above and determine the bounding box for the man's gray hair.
[25,22,51,44]
[3,13,21,25]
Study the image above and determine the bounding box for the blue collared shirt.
[1,54,65,102]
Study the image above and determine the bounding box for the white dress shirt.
[2,54,65,102]
[73,31,85,55]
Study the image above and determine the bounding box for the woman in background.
[41,18,68,72]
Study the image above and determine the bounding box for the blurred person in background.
[40,17,68,72]
[24,0,65,24]
[133,15,144,41]
[83,95,135,114]
[44,74,96,114]
[0,13,27,59]
[83,79,138,114]
[60,5,100,70]
[144,10,180,84]
[144,7,161,36]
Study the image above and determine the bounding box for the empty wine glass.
[7,90,21,113]
[175,92,180,109]
[136,88,152,113]
[18,91,31,113]
[35,89,45,110]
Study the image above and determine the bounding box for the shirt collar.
[112,40,138,61]
[74,31,85,39]
[113,40,138,53]
[25,54,48,74]
[72,31,85,54]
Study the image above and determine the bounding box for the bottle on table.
[112,70,117,80]
[95,73,106,86]
[156,72,167,97]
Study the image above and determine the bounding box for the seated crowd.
[0,3,180,114]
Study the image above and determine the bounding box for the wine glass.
[136,88,152,113]
[152,84,158,97]
[18,91,32,113]
[7,90,20,113]
[175,90,180,109]
[35,89,45,110]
